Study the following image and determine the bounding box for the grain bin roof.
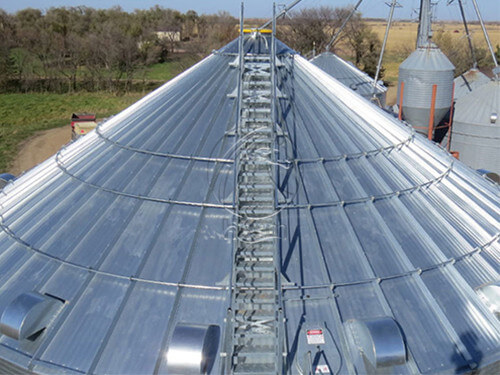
[454,68,492,100]
[454,80,500,126]
[310,52,387,99]
[0,34,499,375]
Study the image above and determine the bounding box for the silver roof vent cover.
[345,317,407,372]
[476,282,500,319]
[166,323,220,374]
[0,292,64,341]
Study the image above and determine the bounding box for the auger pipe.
[325,0,364,52]
[373,0,398,96]
[259,0,303,30]
[470,0,498,72]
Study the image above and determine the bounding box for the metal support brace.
[372,0,399,98]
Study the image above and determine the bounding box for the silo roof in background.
[0,35,499,374]
[454,80,500,125]
[400,44,455,71]
[454,68,492,100]
[310,51,387,98]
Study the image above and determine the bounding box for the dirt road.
[8,88,399,177]
[9,126,71,176]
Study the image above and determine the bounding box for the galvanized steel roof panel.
[454,68,492,99]
[310,52,387,99]
[0,36,498,374]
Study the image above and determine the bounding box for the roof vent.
[476,282,500,319]
[345,317,406,371]
[166,323,220,374]
[0,292,64,341]
[490,112,498,124]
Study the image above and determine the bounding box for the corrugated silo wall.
[398,68,454,127]
[450,121,500,174]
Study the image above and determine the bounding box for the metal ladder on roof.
[224,7,284,374]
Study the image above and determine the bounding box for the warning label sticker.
[315,364,330,374]
[306,329,326,345]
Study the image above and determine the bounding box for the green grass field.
[141,54,202,81]
[0,92,144,172]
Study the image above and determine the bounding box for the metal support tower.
[226,4,283,375]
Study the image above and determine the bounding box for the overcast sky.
[1,0,499,22]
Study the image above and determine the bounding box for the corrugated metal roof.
[310,52,387,104]
[454,80,500,125]
[454,69,492,100]
[0,35,499,374]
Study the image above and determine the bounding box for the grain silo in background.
[397,0,455,138]
[310,52,387,106]
[448,80,500,174]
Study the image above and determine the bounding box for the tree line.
[279,6,384,79]
[0,5,386,94]
[0,6,238,93]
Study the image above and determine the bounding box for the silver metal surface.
[454,69,491,99]
[491,113,498,124]
[166,323,220,374]
[476,282,500,319]
[311,52,387,106]
[449,80,500,174]
[417,0,432,47]
[398,45,454,129]
[346,317,406,369]
[0,30,499,375]
[0,292,63,341]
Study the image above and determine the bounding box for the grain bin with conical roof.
[397,0,455,136]
[310,52,387,106]
[449,80,500,173]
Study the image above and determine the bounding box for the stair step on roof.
[235,278,275,288]
[244,55,271,61]
[234,344,275,358]
[235,261,274,272]
[233,363,275,374]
